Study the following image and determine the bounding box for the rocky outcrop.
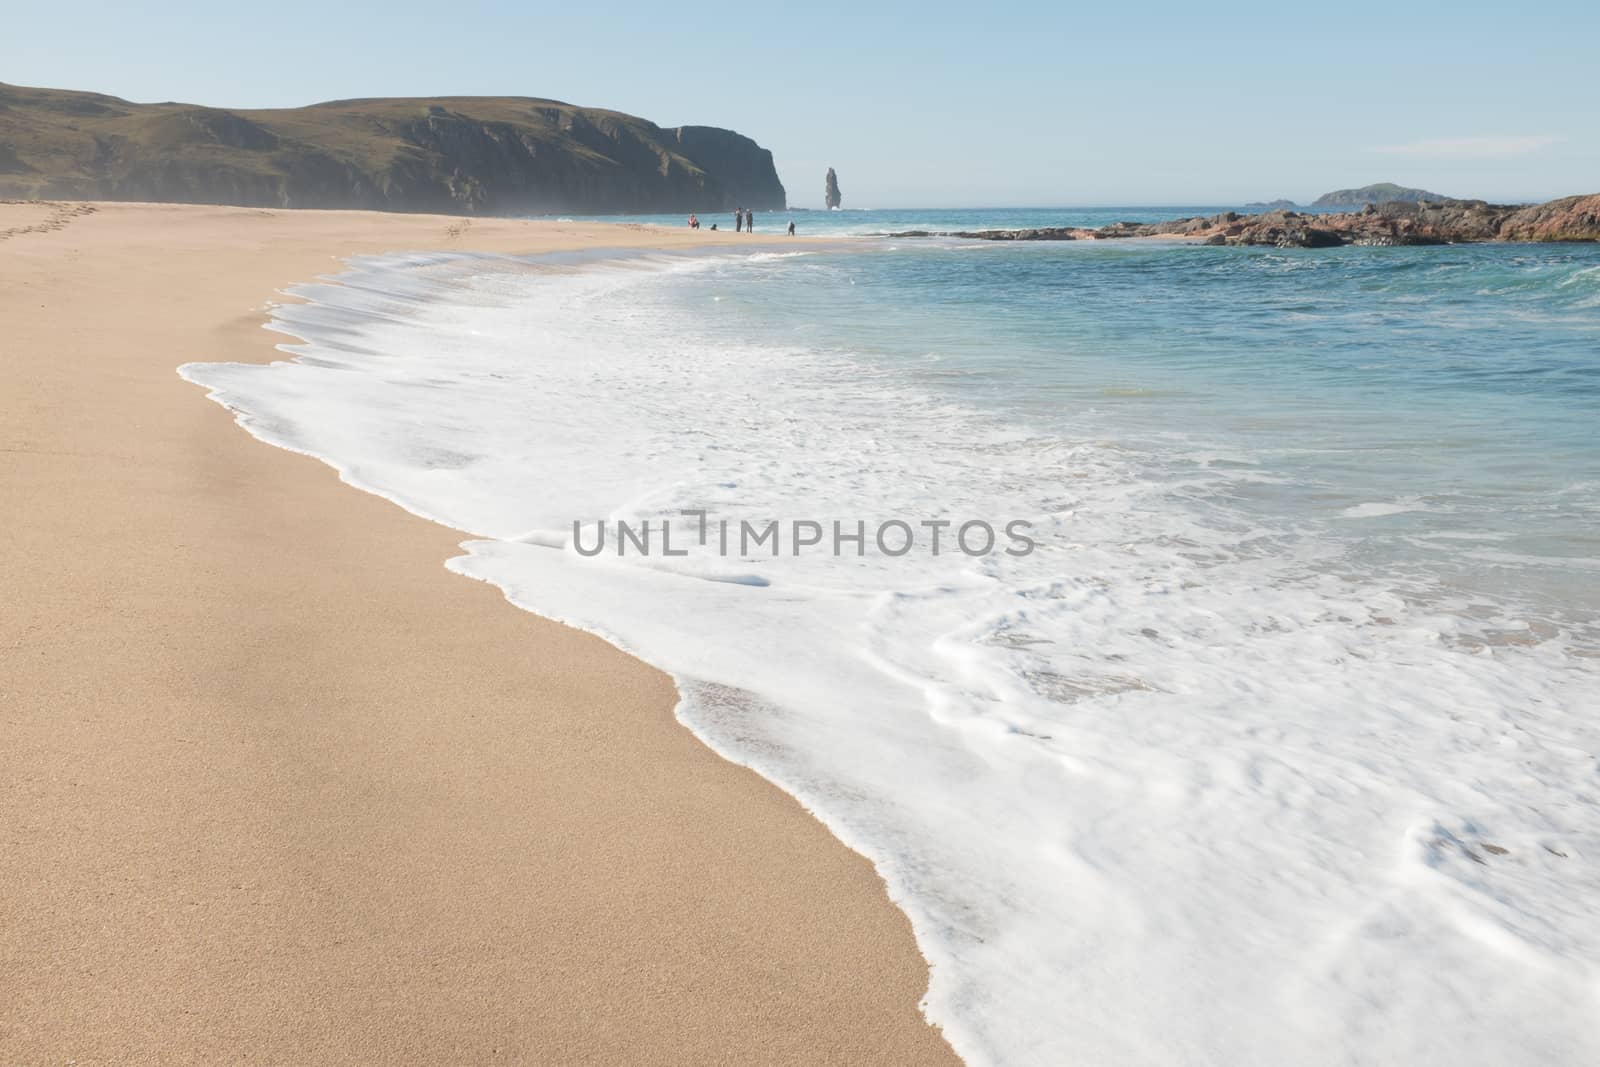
[1311,182,1450,208]
[1495,195,1600,241]
[0,82,786,214]
[1243,199,1297,211]
[894,195,1600,248]
[825,167,841,209]
[1125,199,1577,247]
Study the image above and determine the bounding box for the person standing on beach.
[747,210,756,233]
[735,208,743,233]
[788,220,796,236]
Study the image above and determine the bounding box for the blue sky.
[4,0,1596,206]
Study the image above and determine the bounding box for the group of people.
[685,210,797,236]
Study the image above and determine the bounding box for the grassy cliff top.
[0,82,785,214]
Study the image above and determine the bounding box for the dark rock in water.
[1094,221,1149,239]
[1216,212,1345,248]
[0,81,786,214]
[954,228,1077,241]
[884,227,1077,241]
[825,167,842,209]
[1299,227,1344,248]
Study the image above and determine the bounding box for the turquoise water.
[650,235,1600,647]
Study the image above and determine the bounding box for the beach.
[8,198,1599,1066]
[0,201,957,1065]
[5,8,1597,1059]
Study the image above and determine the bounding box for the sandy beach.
[0,201,956,1065]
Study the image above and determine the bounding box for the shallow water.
[183,225,1600,1066]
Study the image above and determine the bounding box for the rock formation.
[1122,198,1599,246]
[0,82,786,214]
[825,167,841,209]
[886,195,1600,247]
[1494,195,1600,241]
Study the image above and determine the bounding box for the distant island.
[0,82,786,215]
[1244,185,1458,211]
[1310,182,1449,208]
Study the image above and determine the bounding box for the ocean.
[182,211,1600,1066]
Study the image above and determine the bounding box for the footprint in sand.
[0,200,97,242]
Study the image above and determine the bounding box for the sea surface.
[183,211,1600,1066]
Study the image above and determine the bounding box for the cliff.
[0,82,786,215]
[1311,182,1449,207]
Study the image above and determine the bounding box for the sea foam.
[182,247,1600,1066]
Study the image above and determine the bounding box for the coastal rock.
[952,227,1077,241]
[882,227,1078,241]
[894,195,1600,247]
[1125,197,1600,246]
[0,81,786,214]
[1495,194,1600,241]
[825,167,841,209]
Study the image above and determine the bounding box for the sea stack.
[825,167,842,209]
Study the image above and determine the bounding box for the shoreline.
[0,201,957,1064]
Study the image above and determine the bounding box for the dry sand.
[0,201,958,1065]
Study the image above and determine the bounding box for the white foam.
[181,250,1600,1066]
[1341,497,1428,518]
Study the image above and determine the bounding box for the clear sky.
[4,0,1596,207]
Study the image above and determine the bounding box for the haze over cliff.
[0,82,786,215]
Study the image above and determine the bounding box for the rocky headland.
[0,82,786,214]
